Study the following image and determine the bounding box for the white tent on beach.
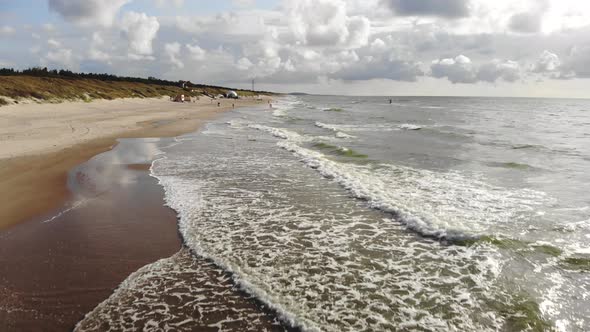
[225,91,239,99]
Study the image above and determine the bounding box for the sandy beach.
[0,96,290,331]
[0,96,266,230]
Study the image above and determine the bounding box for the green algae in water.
[313,142,335,149]
[489,296,554,332]
[323,108,344,112]
[504,162,531,169]
[560,257,590,271]
[532,244,563,257]
[453,236,529,250]
[313,143,368,158]
[339,149,368,158]
[453,236,562,257]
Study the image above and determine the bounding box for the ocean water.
[94,96,590,331]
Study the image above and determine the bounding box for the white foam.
[335,131,355,139]
[75,249,288,332]
[148,126,530,331]
[399,123,423,130]
[273,108,288,117]
[315,121,402,133]
[264,127,546,239]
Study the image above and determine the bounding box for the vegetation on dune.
[0,67,275,106]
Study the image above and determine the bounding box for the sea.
[80,95,590,331]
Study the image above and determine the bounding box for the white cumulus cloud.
[48,0,130,27]
[121,12,160,57]
[165,42,184,68]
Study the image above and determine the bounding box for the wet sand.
[0,138,183,331]
[0,135,292,331]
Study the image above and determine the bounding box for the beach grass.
[0,76,267,106]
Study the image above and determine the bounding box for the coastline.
[0,97,292,331]
[0,96,269,230]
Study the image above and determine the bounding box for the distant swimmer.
[389,99,392,104]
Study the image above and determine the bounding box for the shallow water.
[141,96,588,331]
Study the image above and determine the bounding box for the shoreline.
[0,96,269,230]
[0,98,294,331]
[0,137,184,331]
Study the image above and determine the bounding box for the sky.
[0,0,589,97]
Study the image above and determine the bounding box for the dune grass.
[0,76,267,106]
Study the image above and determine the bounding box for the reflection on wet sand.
[0,137,292,332]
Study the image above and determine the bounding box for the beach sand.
[0,96,290,331]
[0,96,266,230]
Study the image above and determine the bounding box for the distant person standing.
[217,102,220,107]
[389,99,392,104]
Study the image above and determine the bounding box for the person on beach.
[218,102,220,107]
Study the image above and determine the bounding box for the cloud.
[47,39,61,48]
[532,50,561,73]
[48,0,130,27]
[508,1,549,33]
[431,55,476,83]
[346,16,371,49]
[154,0,184,8]
[476,60,521,83]
[41,49,76,69]
[164,42,184,68]
[333,57,423,81]
[87,32,112,63]
[562,45,590,78]
[236,57,254,70]
[386,0,470,18]
[42,23,57,32]
[0,26,16,36]
[88,49,111,62]
[286,0,370,48]
[431,55,520,84]
[233,0,256,7]
[186,43,206,61]
[121,12,160,57]
[508,12,542,34]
